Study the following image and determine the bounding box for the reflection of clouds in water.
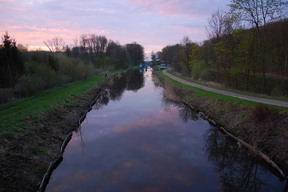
[140,143,161,155]
[70,169,89,183]
[122,160,138,169]
[111,170,124,184]
[46,69,222,192]
[101,114,108,118]
[114,107,181,134]
[49,183,69,192]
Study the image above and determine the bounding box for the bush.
[1,52,98,103]
[56,55,94,82]
[14,62,58,97]
[97,56,115,71]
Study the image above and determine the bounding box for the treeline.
[64,34,144,68]
[158,0,288,96]
[0,33,144,103]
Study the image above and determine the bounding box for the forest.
[155,0,288,96]
[0,33,144,103]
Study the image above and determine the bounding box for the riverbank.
[158,70,288,178]
[0,73,118,192]
[163,70,288,108]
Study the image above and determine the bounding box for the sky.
[0,0,229,57]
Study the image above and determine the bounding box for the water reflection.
[204,126,286,192]
[177,104,199,122]
[159,90,198,123]
[46,69,286,192]
[93,70,144,110]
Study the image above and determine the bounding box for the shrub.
[14,62,58,97]
[56,55,94,82]
[1,52,97,103]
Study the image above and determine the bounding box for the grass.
[0,74,106,133]
[167,69,288,102]
[0,66,136,134]
[160,71,288,112]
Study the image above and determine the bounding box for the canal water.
[46,68,286,192]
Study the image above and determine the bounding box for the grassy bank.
[0,74,107,133]
[168,70,288,102]
[0,66,131,134]
[161,71,288,112]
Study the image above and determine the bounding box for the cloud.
[2,24,109,49]
[127,0,228,17]
[0,0,229,54]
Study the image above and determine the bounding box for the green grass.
[0,74,106,133]
[167,70,288,102]
[160,71,288,112]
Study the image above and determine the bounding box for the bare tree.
[206,9,240,39]
[78,34,107,57]
[44,37,65,52]
[206,9,227,38]
[229,0,287,33]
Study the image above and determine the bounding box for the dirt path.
[163,70,288,108]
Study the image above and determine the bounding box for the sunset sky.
[0,0,228,57]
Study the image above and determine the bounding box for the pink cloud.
[128,0,227,18]
[2,24,109,49]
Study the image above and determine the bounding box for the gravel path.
[163,70,288,108]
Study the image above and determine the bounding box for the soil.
[0,78,110,192]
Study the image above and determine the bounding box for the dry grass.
[163,84,180,102]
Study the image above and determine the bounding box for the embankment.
[0,74,115,192]
[157,70,288,178]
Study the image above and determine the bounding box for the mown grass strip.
[0,74,106,133]
[160,71,288,112]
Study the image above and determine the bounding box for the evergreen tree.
[0,32,24,88]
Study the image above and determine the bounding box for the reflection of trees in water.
[92,70,144,110]
[93,91,110,110]
[108,73,128,101]
[161,97,199,122]
[204,126,284,192]
[177,104,198,122]
[151,70,162,87]
[126,70,144,91]
[153,70,198,122]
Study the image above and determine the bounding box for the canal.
[46,68,286,192]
